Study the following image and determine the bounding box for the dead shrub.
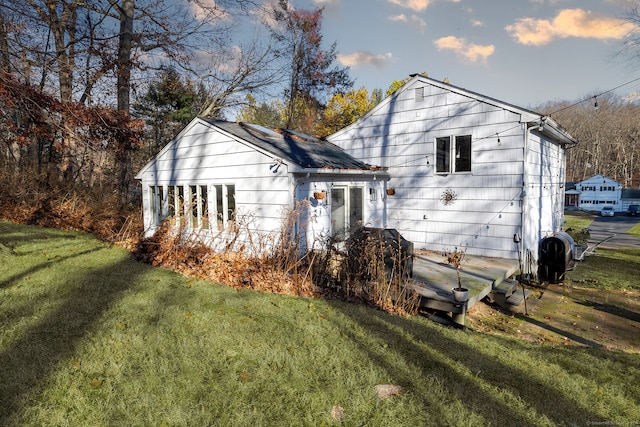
[0,168,142,246]
[134,204,318,298]
[133,203,418,315]
[308,230,420,316]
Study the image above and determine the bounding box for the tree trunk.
[117,0,133,114]
[116,0,134,204]
[0,15,10,72]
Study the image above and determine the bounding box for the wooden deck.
[409,251,521,316]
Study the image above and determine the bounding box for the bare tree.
[545,94,640,187]
[622,1,640,70]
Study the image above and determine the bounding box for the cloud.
[389,14,427,32]
[387,0,432,11]
[470,19,484,27]
[529,0,570,4]
[506,9,637,46]
[434,36,495,62]
[185,0,230,22]
[387,0,459,12]
[313,0,340,5]
[337,51,393,67]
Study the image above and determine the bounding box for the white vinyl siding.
[327,75,567,270]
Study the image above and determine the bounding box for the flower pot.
[313,191,326,200]
[452,287,469,303]
[386,188,395,196]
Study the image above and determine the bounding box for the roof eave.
[530,117,579,146]
[291,167,390,179]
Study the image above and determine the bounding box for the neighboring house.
[622,189,640,210]
[567,174,640,213]
[327,74,578,277]
[564,182,580,209]
[573,174,623,212]
[135,118,389,252]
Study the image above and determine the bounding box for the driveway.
[586,214,640,249]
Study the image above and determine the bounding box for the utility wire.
[387,74,640,169]
[548,74,640,116]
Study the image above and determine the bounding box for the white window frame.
[149,185,164,226]
[213,184,236,230]
[435,135,472,174]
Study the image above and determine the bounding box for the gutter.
[289,167,391,180]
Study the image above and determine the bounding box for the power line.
[549,74,640,116]
[382,75,640,169]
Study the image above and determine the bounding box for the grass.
[563,210,640,290]
[1,221,639,426]
[627,221,640,238]
[567,248,640,290]
[563,211,595,232]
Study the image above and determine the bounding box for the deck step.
[492,278,519,298]
[505,288,531,306]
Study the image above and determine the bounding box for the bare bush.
[134,204,419,316]
[0,167,142,246]
[309,229,420,316]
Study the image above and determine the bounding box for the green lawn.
[563,211,640,290]
[628,221,640,238]
[1,221,639,426]
[563,211,595,232]
[568,247,640,290]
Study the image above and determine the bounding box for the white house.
[327,74,578,278]
[573,174,623,212]
[135,118,389,253]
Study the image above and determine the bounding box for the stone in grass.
[374,384,404,399]
[331,405,344,421]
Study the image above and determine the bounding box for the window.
[189,185,198,227]
[436,135,472,174]
[214,184,236,230]
[415,87,424,103]
[149,186,165,226]
[199,185,209,229]
[177,186,185,224]
[187,185,210,229]
[349,187,364,230]
[168,186,176,218]
[330,186,363,241]
[153,184,232,230]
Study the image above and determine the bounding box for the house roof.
[328,73,578,147]
[577,174,622,186]
[202,118,382,171]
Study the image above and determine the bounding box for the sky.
[287,0,640,109]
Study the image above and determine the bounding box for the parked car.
[600,206,615,217]
[627,204,640,216]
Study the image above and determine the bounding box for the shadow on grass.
[0,246,107,289]
[515,314,604,348]
[576,300,640,323]
[328,301,609,426]
[0,248,142,424]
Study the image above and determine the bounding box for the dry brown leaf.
[374,384,404,399]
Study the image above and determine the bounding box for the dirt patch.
[467,285,640,352]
